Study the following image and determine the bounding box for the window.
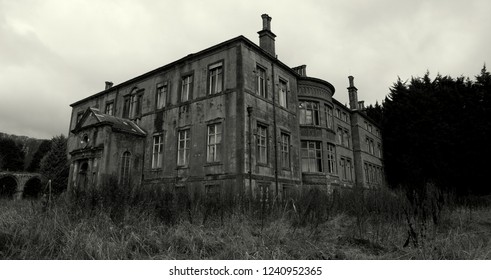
[299,101,320,125]
[279,79,287,108]
[342,112,348,122]
[181,74,193,102]
[340,157,353,181]
[120,151,131,186]
[256,65,267,98]
[366,137,375,155]
[335,108,341,118]
[364,162,383,186]
[326,143,336,174]
[131,93,143,118]
[207,123,222,162]
[208,62,223,94]
[123,90,143,119]
[337,127,343,145]
[338,127,350,148]
[177,129,190,166]
[343,130,350,148]
[156,84,168,109]
[325,105,333,129]
[152,134,164,169]
[368,124,373,133]
[105,101,114,115]
[301,141,322,172]
[280,133,290,169]
[256,124,268,164]
[123,95,131,118]
[346,158,353,181]
[377,142,382,157]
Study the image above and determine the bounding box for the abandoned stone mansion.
[67,14,384,201]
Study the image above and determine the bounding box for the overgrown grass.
[1,184,490,259]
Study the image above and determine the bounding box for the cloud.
[0,0,490,138]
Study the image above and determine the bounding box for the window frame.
[366,137,375,155]
[256,65,267,98]
[177,129,190,166]
[104,101,114,115]
[278,78,288,108]
[152,133,164,169]
[208,61,224,95]
[326,143,336,174]
[256,123,268,165]
[120,151,131,186]
[280,132,290,170]
[343,129,350,148]
[340,156,353,182]
[180,73,194,103]
[301,140,323,173]
[130,92,143,118]
[156,83,168,110]
[299,100,320,125]
[206,123,222,163]
[325,104,333,129]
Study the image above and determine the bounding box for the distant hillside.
[0,132,49,171]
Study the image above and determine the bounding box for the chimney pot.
[293,65,307,77]
[105,81,113,90]
[348,76,358,110]
[261,14,272,30]
[358,101,365,110]
[348,76,354,87]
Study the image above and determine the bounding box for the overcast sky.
[1,0,490,139]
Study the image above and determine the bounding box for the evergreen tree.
[365,101,383,126]
[39,135,69,195]
[382,66,491,195]
[0,138,25,171]
[27,140,52,172]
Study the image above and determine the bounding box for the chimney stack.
[258,14,276,57]
[347,76,358,110]
[105,81,113,90]
[358,101,365,110]
[292,65,307,77]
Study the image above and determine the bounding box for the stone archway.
[23,177,43,199]
[0,176,18,199]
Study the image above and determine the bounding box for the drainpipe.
[247,106,253,200]
[271,62,279,197]
[141,135,146,186]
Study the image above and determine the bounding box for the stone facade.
[67,14,385,201]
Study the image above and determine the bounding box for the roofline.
[298,76,336,95]
[333,98,349,111]
[332,99,381,129]
[353,110,382,129]
[70,35,304,107]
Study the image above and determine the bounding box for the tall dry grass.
[1,182,490,259]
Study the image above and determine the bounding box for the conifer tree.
[39,135,69,195]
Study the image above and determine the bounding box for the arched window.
[120,151,131,186]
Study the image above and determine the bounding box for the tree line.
[0,134,68,194]
[366,65,491,196]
